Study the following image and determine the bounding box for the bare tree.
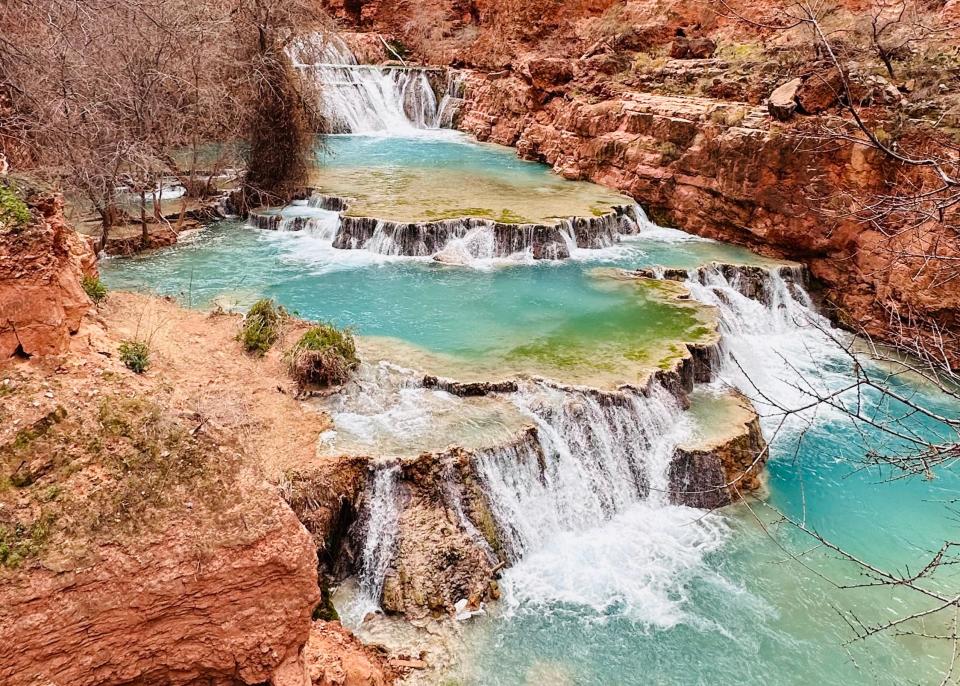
[712,1,960,677]
[0,0,330,245]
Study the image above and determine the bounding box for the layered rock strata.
[250,199,640,260]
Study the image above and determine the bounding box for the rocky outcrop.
[0,492,321,686]
[299,621,398,686]
[380,447,503,618]
[668,396,767,509]
[796,69,843,114]
[670,36,716,60]
[0,189,94,358]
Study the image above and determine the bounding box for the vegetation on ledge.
[287,323,360,388]
[238,298,286,356]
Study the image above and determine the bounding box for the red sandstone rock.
[524,57,575,93]
[796,69,843,114]
[0,191,93,358]
[768,77,801,120]
[669,36,716,59]
[0,493,321,686]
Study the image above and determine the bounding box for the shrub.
[119,340,150,373]
[656,141,682,164]
[81,275,108,304]
[287,323,359,388]
[0,184,31,232]
[238,298,285,355]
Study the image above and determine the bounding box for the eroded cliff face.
[0,188,95,358]
[0,494,320,686]
[0,291,396,686]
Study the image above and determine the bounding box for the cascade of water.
[434,70,467,128]
[432,225,497,264]
[473,381,687,563]
[291,34,438,134]
[363,220,401,255]
[276,209,341,239]
[683,264,848,436]
[348,463,402,622]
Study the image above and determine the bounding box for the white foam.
[499,501,729,625]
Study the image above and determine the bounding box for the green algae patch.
[309,134,631,224]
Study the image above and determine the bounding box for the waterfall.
[683,263,848,437]
[473,381,687,563]
[249,206,341,239]
[291,33,438,134]
[434,70,467,128]
[345,463,402,623]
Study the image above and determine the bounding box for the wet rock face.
[422,375,519,396]
[668,406,767,508]
[0,495,320,686]
[0,191,94,358]
[369,449,504,619]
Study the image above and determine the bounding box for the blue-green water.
[103,221,770,386]
[101,137,960,685]
[310,132,632,222]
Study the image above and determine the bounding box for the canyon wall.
[0,495,320,686]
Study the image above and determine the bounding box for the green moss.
[421,207,534,224]
[656,141,682,164]
[238,298,285,356]
[0,515,54,568]
[313,578,340,621]
[81,275,108,304]
[0,183,31,232]
[287,323,359,387]
[119,340,150,374]
[716,41,765,63]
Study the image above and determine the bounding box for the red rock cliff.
[0,492,321,686]
[0,188,95,358]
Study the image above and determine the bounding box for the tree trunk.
[140,190,149,248]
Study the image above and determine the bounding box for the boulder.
[669,37,716,59]
[767,77,801,121]
[797,69,844,114]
